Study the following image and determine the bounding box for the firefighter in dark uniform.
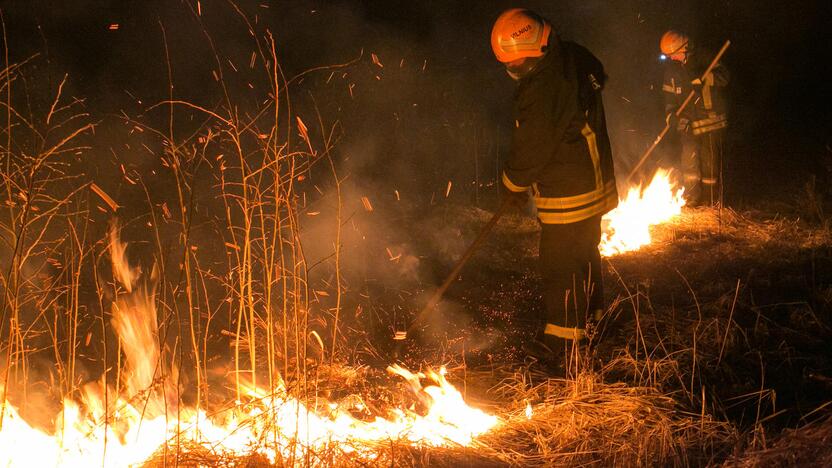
[491,9,618,370]
[660,30,729,206]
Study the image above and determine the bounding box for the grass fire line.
[3,137,688,466]
[0,48,689,464]
[0,225,500,466]
[0,10,739,466]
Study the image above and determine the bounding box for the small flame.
[600,169,685,256]
[108,220,141,293]
[525,403,533,420]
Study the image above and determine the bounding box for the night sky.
[3,0,831,205]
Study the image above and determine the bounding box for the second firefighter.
[660,30,729,207]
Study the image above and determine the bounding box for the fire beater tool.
[627,40,731,183]
[394,197,513,347]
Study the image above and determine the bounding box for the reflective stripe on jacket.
[692,112,728,135]
[662,49,729,130]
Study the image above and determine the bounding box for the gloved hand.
[665,112,690,132]
[500,182,528,207]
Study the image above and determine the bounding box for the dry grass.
[477,369,736,466]
[725,411,832,467]
[1,4,831,467]
[0,5,355,463]
[132,363,737,467]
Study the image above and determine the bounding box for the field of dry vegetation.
[0,16,830,467]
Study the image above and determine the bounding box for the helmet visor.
[505,56,543,80]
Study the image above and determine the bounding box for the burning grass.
[0,359,741,466]
[390,201,832,466]
[1,5,831,466]
[0,25,512,465]
[126,364,737,467]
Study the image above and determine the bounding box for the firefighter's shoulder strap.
[562,41,606,116]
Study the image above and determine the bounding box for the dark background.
[3,0,830,208]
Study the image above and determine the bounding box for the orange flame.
[600,169,685,256]
[0,225,498,466]
[0,365,498,466]
[108,220,140,293]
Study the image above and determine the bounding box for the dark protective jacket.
[662,48,729,135]
[501,40,618,224]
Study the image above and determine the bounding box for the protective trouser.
[681,129,724,206]
[699,129,724,206]
[538,215,603,346]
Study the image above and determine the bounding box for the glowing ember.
[600,168,685,256]
[0,227,498,466]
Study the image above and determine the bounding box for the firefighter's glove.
[501,183,528,208]
[666,112,690,132]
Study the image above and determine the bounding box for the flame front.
[4,221,500,460]
[0,224,497,466]
[600,169,685,256]
[0,172,686,466]
[0,366,498,466]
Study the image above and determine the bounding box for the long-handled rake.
[393,197,513,351]
[627,40,731,183]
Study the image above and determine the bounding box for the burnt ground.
[353,202,832,465]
